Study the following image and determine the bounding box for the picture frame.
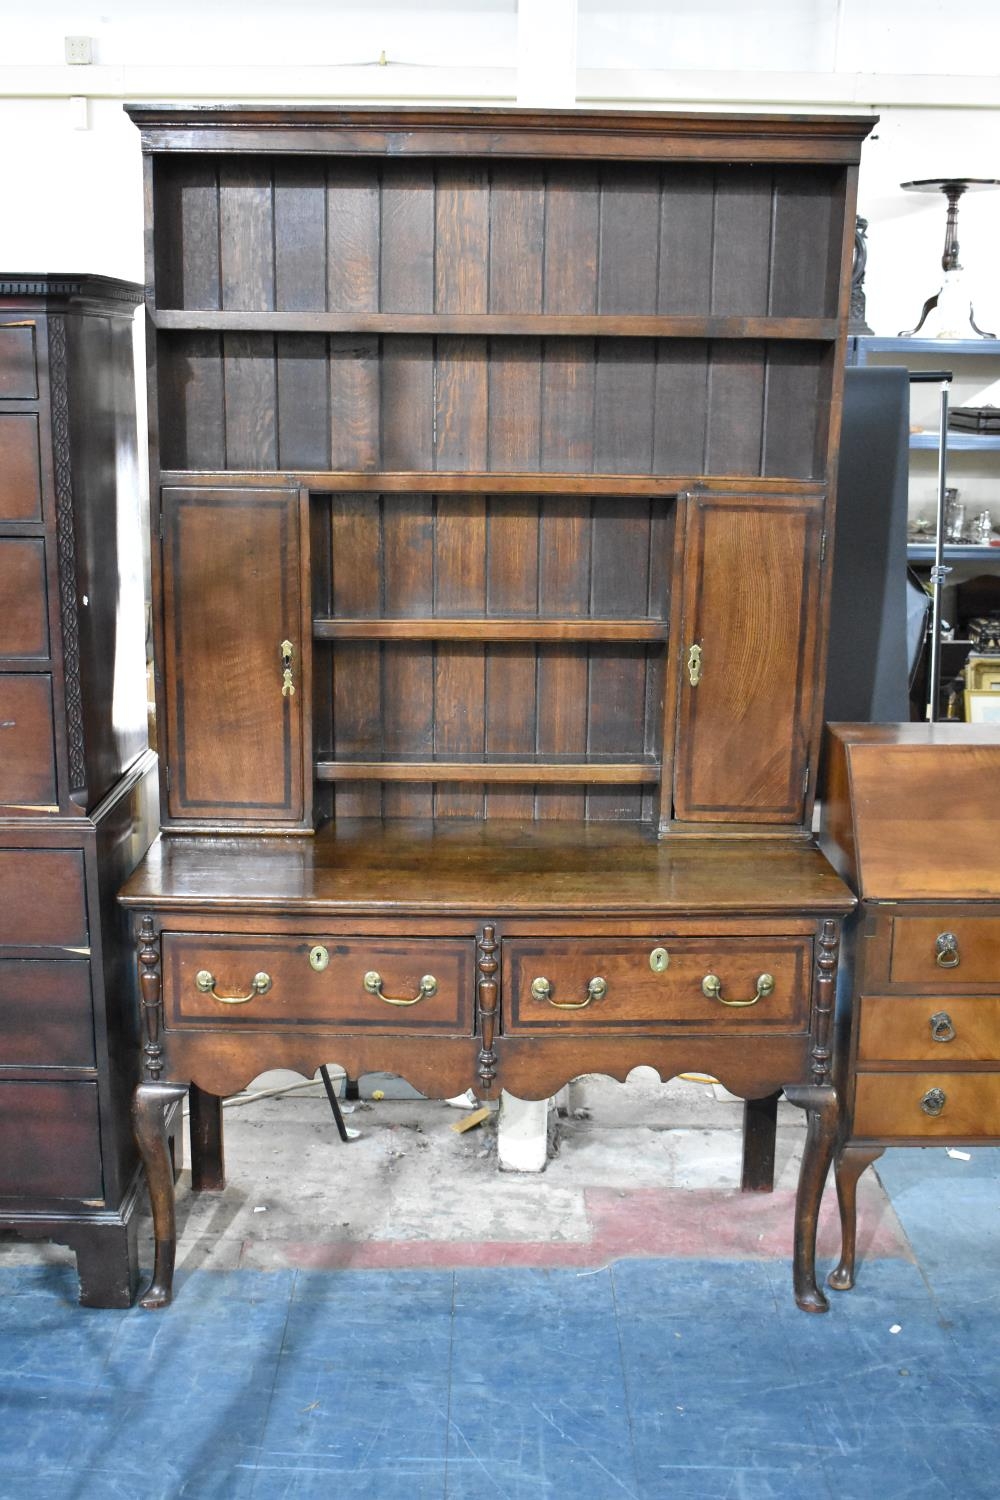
[964,687,1000,723]
[964,654,1000,693]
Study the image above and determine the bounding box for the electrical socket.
[64,36,93,66]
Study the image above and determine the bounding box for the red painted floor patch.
[250,1176,911,1272]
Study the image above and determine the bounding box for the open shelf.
[313,617,669,643]
[315,755,661,784]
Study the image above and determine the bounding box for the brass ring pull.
[935,932,960,969]
[701,972,774,1007]
[195,969,272,1005]
[530,975,607,1010]
[363,970,437,1006]
[920,1087,947,1117]
[930,1011,956,1044]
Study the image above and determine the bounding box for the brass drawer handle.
[702,972,774,1007]
[363,970,437,1006]
[935,932,960,969]
[530,975,607,1010]
[930,1011,956,1044]
[195,969,272,1005]
[920,1087,947,1117]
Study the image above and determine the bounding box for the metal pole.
[927,379,951,721]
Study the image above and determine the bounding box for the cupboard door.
[161,486,308,826]
[672,493,823,824]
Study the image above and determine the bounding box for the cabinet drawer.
[854,1072,1000,1140]
[164,933,475,1032]
[889,917,1000,987]
[0,674,57,808]
[0,324,38,399]
[0,1081,103,1199]
[0,412,43,521]
[504,937,810,1033]
[0,539,49,658]
[858,995,1000,1065]
[0,849,88,948]
[0,960,94,1068]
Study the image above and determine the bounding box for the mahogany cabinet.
[820,722,1000,1290]
[121,106,871,1311]
[0,276,158,1303]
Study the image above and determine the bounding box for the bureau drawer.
[0,960,94,1067]
[0,1081,103,1199]
[504,937,810,1033]
[164,934,475,1032]
[0,412,43,522]
[889,917,1000,987]
[0,539,49,659]
[0,849,88,948]
[854,1072,1000,1140]
[858,995,1000,1064]
[0,323,39,399]
[0,674,58,809]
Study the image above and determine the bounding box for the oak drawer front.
[0,412,43,521]
[164,934,475,1032]
[0,324,39,399]
[853,1072,1000,1140]
[0,850,88,948]
[0,539,49,659]
[889,917,1000,987]
[858,995,1000,1065]
[0,1081,103,1199]
[504,937,810,1033]
[0,960,94,1068]
[0,674,58,809]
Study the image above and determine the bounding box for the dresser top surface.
[119,820,854,918]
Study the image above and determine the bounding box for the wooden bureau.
[820,722,1000,1289]
[0,276,158,1304]
[120,105,872,1311]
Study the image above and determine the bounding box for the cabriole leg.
[784,1083,839,1314]
[828,1144,885,1292]
[133,1081,186,1308]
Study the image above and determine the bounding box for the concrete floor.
[3,1074,998,1499]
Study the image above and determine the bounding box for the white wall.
[4,2,1000,335]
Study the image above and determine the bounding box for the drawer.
[0,539,49,658]
[503,937,810,1033]
[0,675,58,808]
[0,960,94,1068]
[0,412,43,521]
[854,1072,1000,1140]
[0,849,88,948]
[0,1081,103,1199]
[858,995,1000,1065]
[889,917,1000,987]
[164,933,475,1032]
[0,324,39,399]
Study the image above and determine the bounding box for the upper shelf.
[151,310,838,341]
[855,337,1000,357]
[910,432,1000,451]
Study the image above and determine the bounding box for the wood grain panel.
[489,165,545,314]
[434,492,487,815]
[0,960,95,1068]
[329,334,379,470]
[223,333,278,469]
[274,161,328,311]
[381,163,434,313]
[157,332,225,470]
[0,539,49,658]
[657,167,714,316]
[712,168,773,317]
[769,168,840,319]
[0,849,87,947]
[536,502,590,819]
[327,161,381,312]
[219,162,274,311]
[673,494,821,823]
[706,344,766,475]
[162,487,304,823]
[653,342,709,474]
[0,1082,102,1199]
[599,167,660,314]
[763,345,826,480]
[327,493,382,814]
[0,674,57,808]
[485,494,539,816]
[0,413,42,522]
[381,489,434,816]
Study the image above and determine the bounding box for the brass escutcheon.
[649,947,670,974]
[687,642,702,687]
[309,944,330,972]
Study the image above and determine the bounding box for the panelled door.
[672,492,824,824]
[160,485,308,828]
